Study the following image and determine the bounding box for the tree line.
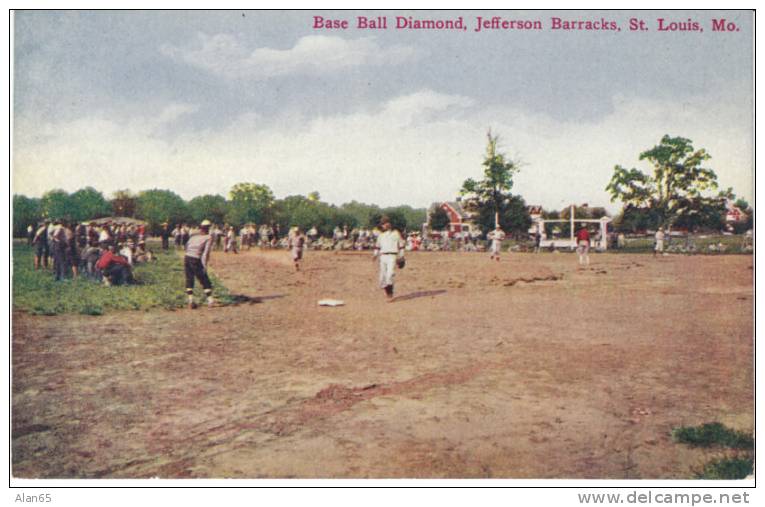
[12,133,752,240]
[12,184,426,238]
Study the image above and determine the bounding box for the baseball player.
[487,225,506,261]
[184,219,215,309]
[288,226,306,271]
[654,227,665,257]
[576,226,591,266]
[224,226,238,254]
[373,216,405,301]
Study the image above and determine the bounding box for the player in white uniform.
[654,227,665,257]
[373,216,405,301]
[487,225,506,261]
[288,226,306,271]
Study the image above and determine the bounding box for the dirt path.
[12,250,754,478]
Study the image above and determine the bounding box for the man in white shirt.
[487,225,506,261]
[654,227,665,257]
[185,220,215,308]
[373,216,404,301]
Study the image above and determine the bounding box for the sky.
[11,10,754,212]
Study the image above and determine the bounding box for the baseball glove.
[396,257,406,269]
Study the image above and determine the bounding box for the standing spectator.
[26,224,34,246]
[307,225,318,245]
[98,223,113,247]
[576,226,591,266]
[32,221,50,270]
[75,222,87,249]
[225,226,238,254]
[181,224,190,248]
[654,227,665,257]
[87,222,99,247]
[66,222,80,279]
[173,224,182,249]
[50,220,69,281]
[160,222,171,251]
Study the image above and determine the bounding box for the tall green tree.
[384,205,426,232]
[40,189,75,222]
[13,194,41,237]
[69,187,111,222]
[135,189,190,231]
[369,210,407,232]
[226,183,275,227]
[475,194,531,237]
[429,206,451,231]
[460,130,522,231]
[188,194,228,225]
[606,135,718,229]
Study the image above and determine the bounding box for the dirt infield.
[12,250,753,478]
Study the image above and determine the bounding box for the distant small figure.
[288,226,306,271]
[32,220,50,270]
[225,226,238,254]
[488,225,506,261]
[654,227,665,257]
[160,222,171,251]
[576,227,591,266]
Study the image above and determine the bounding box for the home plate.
[318,299,345,307]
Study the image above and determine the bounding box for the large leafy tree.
[429,206,451,231]
[188,194,228,225]
[383,205,426,232]
[274,194,326,232]
[40,189,75,222]
[475,194,531,237]
[226,183,275,227]
[111,189,137,218]
[606,135,718,229]
[13,194,41,237]
[135,189,190,231]
[460,130,523,232]
[69,187,111,222]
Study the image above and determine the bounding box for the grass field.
[12,243,233,315]
[484,233,750,254]
[617,234,751,254]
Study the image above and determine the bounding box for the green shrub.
[696,456,753,480]
[672,422,753,449]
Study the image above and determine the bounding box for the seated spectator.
[95,245,134,286]
[134,241,153,263]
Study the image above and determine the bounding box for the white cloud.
[12,89,753,214]
[160,33,420,80]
